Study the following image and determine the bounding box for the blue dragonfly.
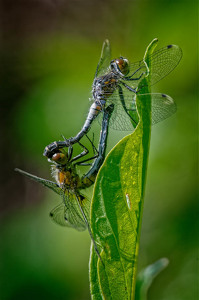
[44,40,182,158]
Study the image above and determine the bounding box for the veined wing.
[15,168,62,195]
[15,168,91,231]
[150,93,177,124]
[148,44,182,86]
[73,191,103,261]
[50,191,91,231]
[49,197,87,231]
[92,45,182,104]
[102,92,176,130]
[50,203,69,227]
[95,39,111,78]
[134,93,177,125]
[127,44,182,87]
[105,101,137,131]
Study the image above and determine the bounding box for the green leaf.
[89,245,104,300]
[89,39,158,299]
[135,258,169,300]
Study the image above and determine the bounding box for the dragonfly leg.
[67,145,73,161]
[125,71,145,81]
[85,134,99,156]
[70,142,89,163]
[120,81,137,93]
[124,66,145,80]
[72,134,100,165]
[77,163,92,166]
[74,154,98,166]
[118,85,137,126]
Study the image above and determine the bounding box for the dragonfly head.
[51,151,68,165]
[110,57,129,76]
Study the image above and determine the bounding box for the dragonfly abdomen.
[43,101,105,156]
[69,101,103,144]
[81,104,114,189]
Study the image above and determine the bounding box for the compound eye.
[52,152,66,164]
[116,58,129,75]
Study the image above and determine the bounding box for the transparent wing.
[15,168,91,231]
[49,196,89,231]
[92,45,182,104]
[95,39,111,78]
[100,86,135,107]
[15,168,62,195]
[134,93,177,125]
[151,93,177,124]
[49,203,69,227]
[97,92,176,130]
[102,101,137,131]
[148,45,182,86]
[127,44,182,88]
[133,93,177,124]
[60,192,90,231]
[97,87,138,131]
[123,60,147,90]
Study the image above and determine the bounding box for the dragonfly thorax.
[92,73,119,102]
[52,165,80,190]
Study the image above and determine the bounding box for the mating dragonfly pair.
[16,40,182,260]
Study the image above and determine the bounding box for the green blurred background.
[0,0,198,299]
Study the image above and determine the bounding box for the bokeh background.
[0,0,198,299]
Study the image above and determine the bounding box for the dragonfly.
[44,39,182,158]
[15,104,114,261]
